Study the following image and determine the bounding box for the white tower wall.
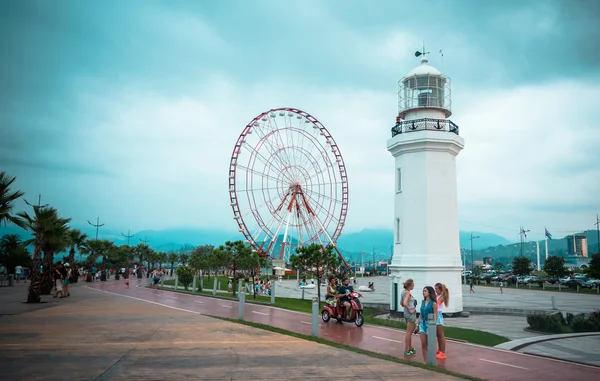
[388,131,464,313]
[403,108,446,121]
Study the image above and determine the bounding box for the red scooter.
[321,291,364,327]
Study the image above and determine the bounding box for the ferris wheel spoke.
[237,185,282,193]
[236,163,282,183]
[241,138,295,185]
[252,122,295,174]
[270,117,296,169]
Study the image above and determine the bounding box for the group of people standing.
[401,279,450,361]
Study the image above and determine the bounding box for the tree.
[66,229,88,265]
[176,265,194,290]
[512,256,532,276]
[0,171,25,228]
[493,262,505,272]
[189,244,214,277]
[213,240,263,297]
[471,266,483,279]
[587,253,600,279]
[17,206,70,302]
[132,243,152,279]
[167,252,178,276]
[179,252,189,266]
[543,256,567,278]
[289,243,342,306]
[0,234,31,275]
[105,245,134,270]
[158,252,167,270]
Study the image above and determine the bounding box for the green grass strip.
[158,285,509,346]
[209,315,486,381]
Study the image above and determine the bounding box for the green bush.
[176,266,194,290]
[571,316,598,332]
[527,311,600,333]
[526,313,565,333]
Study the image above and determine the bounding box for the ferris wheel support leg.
[265,211,287,260]
[311,212,351,271]
[279,210,294,261]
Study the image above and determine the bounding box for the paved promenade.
[0,282,462,381]
[85,280,598,381]
[271,276,599,315]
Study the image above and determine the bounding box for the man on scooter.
[336,277,354,319]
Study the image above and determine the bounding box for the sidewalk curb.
[495,332,600,351]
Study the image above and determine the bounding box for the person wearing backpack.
[401,278,418,356]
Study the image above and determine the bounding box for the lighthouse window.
[396,218,401,244]
[396,168,402,192]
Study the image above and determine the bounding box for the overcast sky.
[2,0,599,241]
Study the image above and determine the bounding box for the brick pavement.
[0,283,464,381]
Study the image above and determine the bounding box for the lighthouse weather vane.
[414,43,444,68]
[415,42,429,58]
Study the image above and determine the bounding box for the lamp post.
[461,248,467,284]
[470,234,480,270]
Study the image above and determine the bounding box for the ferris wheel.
[228,107,350,268]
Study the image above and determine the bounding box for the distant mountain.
[0,225,513,261]
[473,229,600,264]
[458,231,513,249]
[334,228,512,259]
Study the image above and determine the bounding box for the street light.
[461,248,467,284]
[470,234,480,271]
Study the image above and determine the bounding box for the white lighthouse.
[387,53,464,314]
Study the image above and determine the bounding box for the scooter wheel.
[355,312,364,327]
[321,310,331,322]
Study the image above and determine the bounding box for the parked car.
[566,279,592,289]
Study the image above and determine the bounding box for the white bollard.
[427,313,437,365]
[238,291,245,320]
[200,277,204,292]
[192,277,196,293]
[270,281,275,304]
[213,277,217,296]
[312,298,319,337]
[551,295,557,310]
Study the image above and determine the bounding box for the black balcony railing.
[391,118,459,137]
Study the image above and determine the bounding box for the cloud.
[2,0,599,241]
[24,69,591,242]
[455,81,600,238]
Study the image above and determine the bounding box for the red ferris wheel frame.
[228,107,350,270]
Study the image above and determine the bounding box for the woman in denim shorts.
[401,279,417,356]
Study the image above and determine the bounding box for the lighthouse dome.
[407,56,442,76]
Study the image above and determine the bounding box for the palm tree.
[41,219,70,278]
[0,234,31,275]
[179,253,189,266]
[17,206,71,303]
[0,171,25,228]
[158,252,167,270]
[67,229,88,265]
[133,243,151,278]
[168,252,178,276]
